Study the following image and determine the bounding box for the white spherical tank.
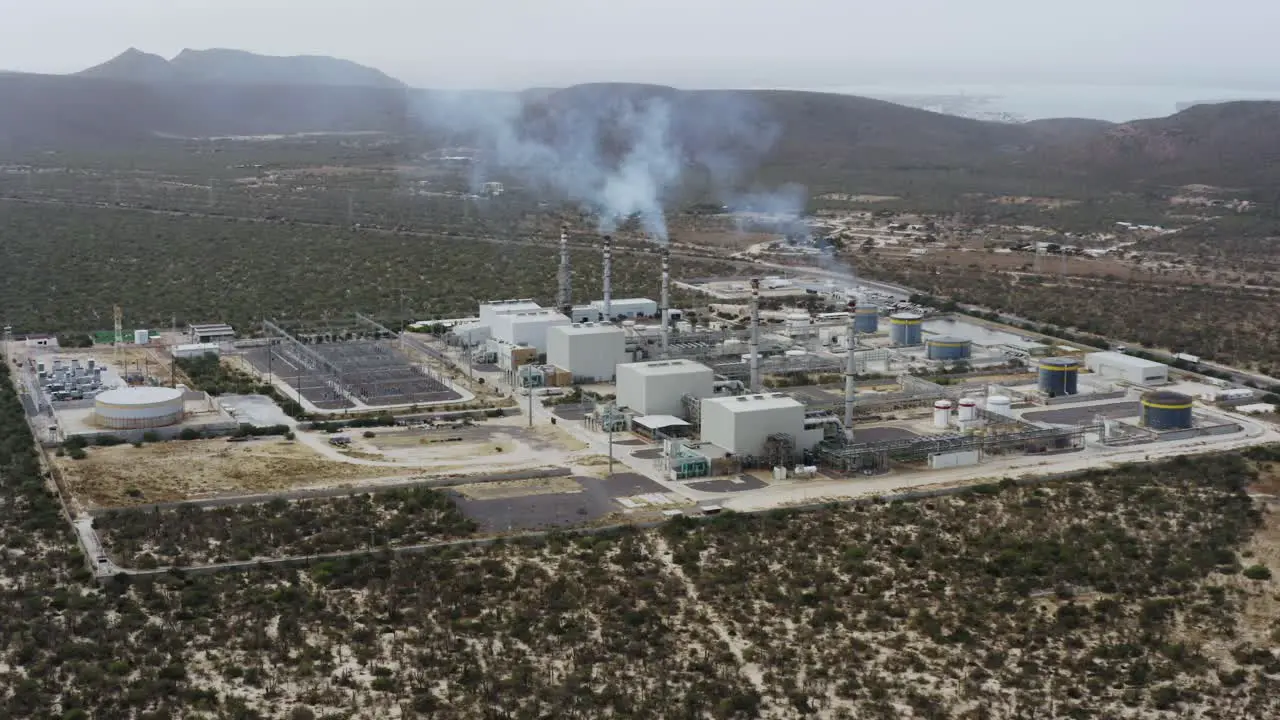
[94,387,185,429]
[933,400,953,429]
[958,398,978,422]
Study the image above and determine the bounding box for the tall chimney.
[749,278,761,393]
[558,224,572,317]
[844,298,857,441]
[660,245,671,359]
[602,235,613,321]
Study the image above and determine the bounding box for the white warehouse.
[700,393,824,457]
[548,323,626,382]
[616,360,714,417]
[492,310,570,353]
[569,298,659,323]
[1085,352,1168,385]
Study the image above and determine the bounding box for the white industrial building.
[596,298,658,319]
[1085,352,1168,385]
[450,322,492,346]
[189,323,235,344]
[171,343,220,359]
[616,360,715,417]
[547,323,627,382]
[491,310,570,353]
[699,393,823,457]
[569,298,658,323]
[479,299,542,327]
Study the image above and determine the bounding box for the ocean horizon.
[789,82,1280,122]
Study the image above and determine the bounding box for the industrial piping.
[558,224,572,317]
[660,245,671,359]
[749,278,761,392]
[844,298,857,440]
[602,235,613,321]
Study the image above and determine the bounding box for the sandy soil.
[817,193,900,203]
[452,476,584,500]
[55,438,419,508]
[990,195,1080,208]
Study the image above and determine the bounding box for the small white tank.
[134,329,149,345]
[958,397,978,422]
[934,400,953,429]
[987,395,1012,416]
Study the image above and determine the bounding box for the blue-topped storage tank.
[889,312,924,346]
[1038,357,1079,397]
[1141,391,1194,430]
[926,336,972,361]
[854,305,879,333]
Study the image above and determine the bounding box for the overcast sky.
[2,0,1278,90]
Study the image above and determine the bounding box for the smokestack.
[602,235,613,321]
[844,298,857,441]
[558,224,572,317]
[660,245,671,359]
[749,278,761,393]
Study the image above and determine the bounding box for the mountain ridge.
[75,47,406,89]
[2,57,1279,193]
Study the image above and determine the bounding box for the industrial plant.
[5,226,1274,543]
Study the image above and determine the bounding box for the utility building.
[491,310,570,353]
[547,323,627,382]
[188,323,235,344]
[699,393,823,457]
[1085,352,1168,385]
[616,360,714,417]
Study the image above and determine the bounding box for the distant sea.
[794,82,1280,123]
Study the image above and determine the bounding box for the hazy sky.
[2,0,1278,90]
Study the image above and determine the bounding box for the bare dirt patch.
[56,439,418,508]
[990,195,1081,208]
[817,192,900,202]
[452,476,584,501]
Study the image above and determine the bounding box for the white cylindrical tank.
[958,397,978,422]
[94,387,184,430]
[934,400,953,429]
[987,395,1012,416]
[134,329,149,345]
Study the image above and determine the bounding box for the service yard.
[54,437,420,509]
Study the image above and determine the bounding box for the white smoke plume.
[414,87,782,242]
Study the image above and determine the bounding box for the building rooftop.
[481,300,541,313]
[633,415,691,431]
[704,393,803,413]
[189,323,234,333]
[1087,351,1165,370]
[620,360,713,376]
[552,323,625,336]
[591,297,655,306]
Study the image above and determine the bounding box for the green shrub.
[1243,564,1272,581]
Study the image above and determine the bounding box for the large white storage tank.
[134,329,150,345]
[94,387,185,429]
